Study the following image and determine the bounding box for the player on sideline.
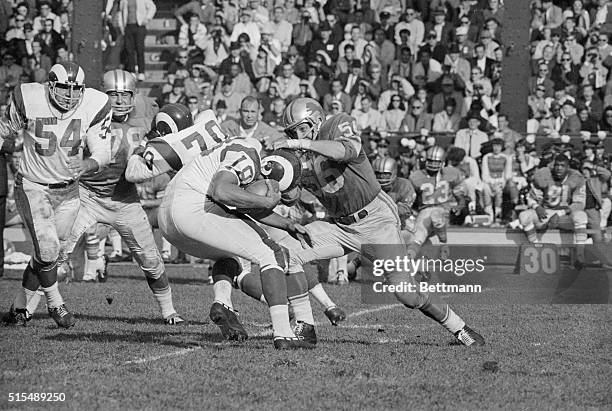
[274,97,485,346]
[158,136,315,349]
[9,71,187,325]
[1,62,111,328]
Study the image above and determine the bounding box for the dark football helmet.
[261,149,302,191]
[155,103,193,136]
[425,146,445,175]
[282,97,326,140]
[48,62,85,112]
[371,156,397,188]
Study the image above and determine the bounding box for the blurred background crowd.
[0,0,610,273]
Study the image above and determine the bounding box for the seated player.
[518,154,588,254]
[481,137,512,224]
[409,146,468,251]
[275,97,484,346]
[158,136,315,349]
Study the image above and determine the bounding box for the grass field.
[0,263,611,410]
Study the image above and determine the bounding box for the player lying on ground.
[1,62,112,328]
[3,70,187,326]
[125,99,345,340]
[274,97,485,346]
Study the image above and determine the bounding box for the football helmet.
[282,97,326,140]
[372,156,397,188]
[155,103,193,136]
[103,69,136,117]
[48,62,85,112]
[425,146,445,175]
[261,149,302,191]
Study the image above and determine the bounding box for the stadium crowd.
[0,0,611,275]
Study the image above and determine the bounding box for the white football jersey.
[125,110,227,183]
[9,83,112,184]
[170,137,263,197]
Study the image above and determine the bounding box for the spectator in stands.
[226,61,253,96]
[187,95,201,118]
[581,160,611,243]
[432,75,465,117]
[305,62,330,101]
[214,99,230,122]
[445,43,471,85]
[412,46,442,90]
[292,9,317,55]
[560,99,581,133]
[541,0,564,29]
[432,97,461,133]
[201,28,228,69]
[262,97,285,131]
[481,137,512,223]
[455,112,488,160]
[400,98,433,132]
[6,12,26,41]
[247,0,269,26]
[221,96,282,153]
[471,43,495,79]
[175,0,216,30]
[184,64,213,105]
[323,78,352,113]
[496,113,521,155]
[395,8,424,56]
[0,53,22,102]
[275,60,300,100]
[600,105,612,131]
[178,13,208,65]
[33,1,60,34]
[34,18,65,62]
[271,6,292,53]
[580,47,607,92]
[352,93,384,132]
[577,105,599,132]
[382,94,406,132]
[578,83,604,122]
[159,78,188,107]
[121,0,156,81]
[212,76,245,118]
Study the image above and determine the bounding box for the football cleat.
[48,304,76,328]
[454,325,485,346]
[324,306,347,326]
[209,302,248,341]
[164,312,189,326]
[273,336,316,350]
[293,321,317,345]
[2,304,31,326]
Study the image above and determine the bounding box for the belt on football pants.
[334,209,368,225]
[15,174,76,189]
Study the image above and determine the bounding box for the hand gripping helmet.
[282,97,326,140]
[261,149,302,192]
[103,69,137,118]
[372,156,398,188]
[425,146,445,175]
[155,103,193,136]
[48,62,85,112]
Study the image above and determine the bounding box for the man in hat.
[445,43,471,84]
[425,7,454,46]
[338,59,366,97]
[560,100,581,133]
[454,111,489,160]
[214,99,231,122]
[308,21,339,62]
[218,41,254,80]
[431,75,464,116]
[454,25,475,60]
[212,76,245,118]
[159,78,188,107]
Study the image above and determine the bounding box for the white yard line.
[120,303,403,365]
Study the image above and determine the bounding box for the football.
[237,179,280,214]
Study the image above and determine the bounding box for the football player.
[5,70,188,325]
[372,156,416,234]
[1,62,112,328]
[275,97,485,346]
[518,154,588,250]
[409,146,467,248]
[158,136,315,349]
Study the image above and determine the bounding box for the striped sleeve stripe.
[10,84,27,123]
[148,138,182,171]
[89,97,112,128]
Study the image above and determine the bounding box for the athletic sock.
[42,282,64,309]
[440,307,466,334]
[309,283,335,309]
[269,304,295,338]
[25,289,43,315]
[152,287,176,319]
[288,293,314,325]
[213,280,233,310]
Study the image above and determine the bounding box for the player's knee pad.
[137,251,164,280]
[212,258,241,282]
[430,208,448,229]
[571,210,588,229]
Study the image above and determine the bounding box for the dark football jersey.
[528,167,586,210]
[299,113,380,217]
[384,177,416,219]
[410,167,463,210]
[80,117,149,202]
